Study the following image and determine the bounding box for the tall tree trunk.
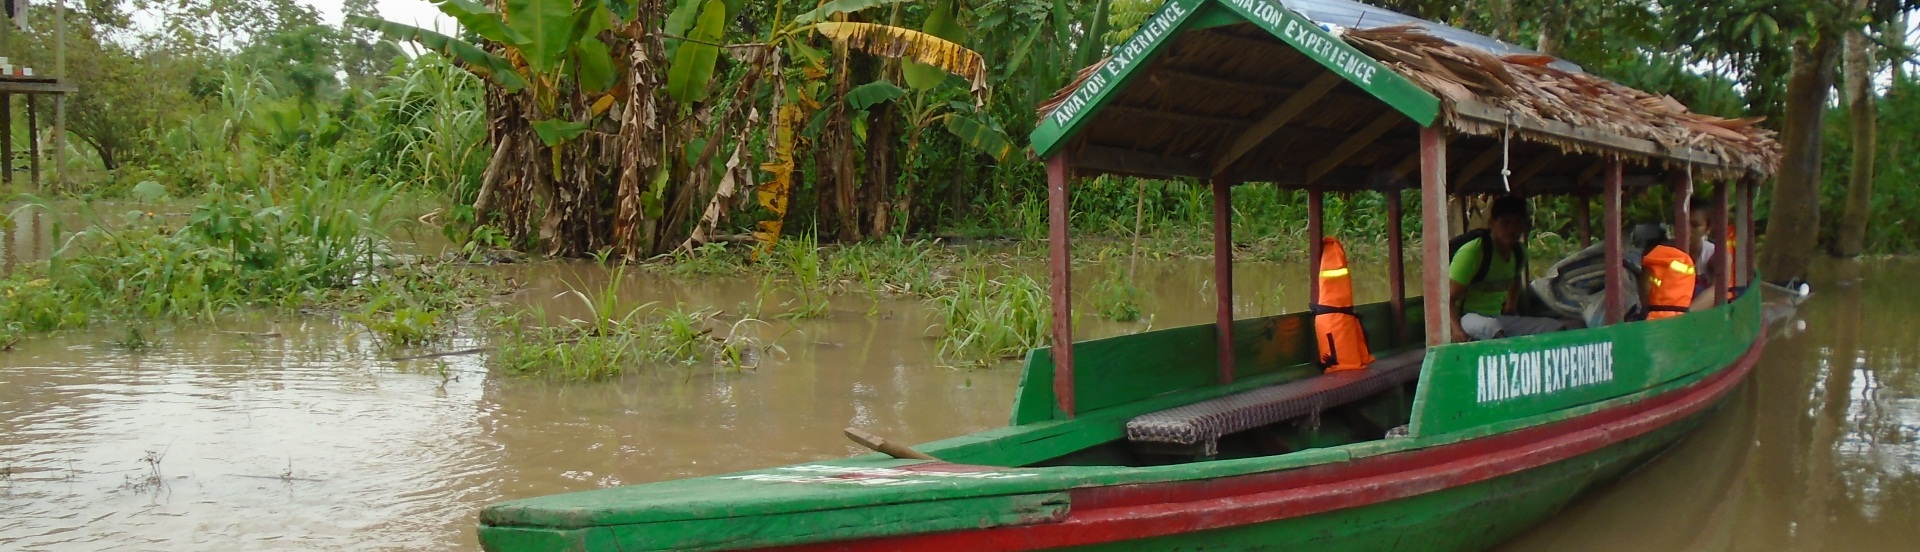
[616,17,665,260]
[95,143,116,171]
[1835,24,1877,257]
[824,34,861,242]
[1486,0,1512,41]
[1760,35,1842,281]
[1534,4,1572,57]
[862,101,897,237]
[1897,10,1912,87]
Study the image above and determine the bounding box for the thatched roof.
[1344,25,1778,182]
[1031,3,1779,194]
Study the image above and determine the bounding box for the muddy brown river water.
[1,239,1915,550]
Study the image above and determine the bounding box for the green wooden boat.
[478,0,1784,550]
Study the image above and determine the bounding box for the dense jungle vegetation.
[1,0,1917,373]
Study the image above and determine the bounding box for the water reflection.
[1501,256,1920,551]
[0,205,42,277]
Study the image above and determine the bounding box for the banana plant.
[736,0,994,251]
[351,0,623,150]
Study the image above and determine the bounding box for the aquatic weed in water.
[1090,275,1145,322]
[932,271,1051,366]
[772,234,829,319]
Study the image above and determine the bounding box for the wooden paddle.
[844,427,939,461]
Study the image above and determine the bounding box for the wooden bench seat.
[1123,350,1426,457]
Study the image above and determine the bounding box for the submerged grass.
[487,267,777,381]
[931,271,1051,366]
[0,179,504,346]
[1090,273,1146,323]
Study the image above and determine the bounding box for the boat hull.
[480,334,1761,552]
[765,340,1756,552]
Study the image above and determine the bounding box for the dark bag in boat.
[1448,229,1526,285]
[1528,243,1645,327]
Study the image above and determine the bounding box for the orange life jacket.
[1313,237,1373,372]
[1642,244,1696,321]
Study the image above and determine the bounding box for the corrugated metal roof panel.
[1278,0,1585,73]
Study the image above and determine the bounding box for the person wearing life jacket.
[1448,196,1569,341]
[1313,237,1373,372]
[1631,224,1698,321]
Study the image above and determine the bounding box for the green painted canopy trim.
[1028,0,1442,160]
[1028,0,1206,159]
[1213,0,1439,124]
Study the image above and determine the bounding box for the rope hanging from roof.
[1501,109,1513,193]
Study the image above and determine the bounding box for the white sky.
[309,0,457,34]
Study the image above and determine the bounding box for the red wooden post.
[1213,177,1236,384]
[1419,128,1452,346]
[1574,196,1592,248]
[1741,180,1756,286]
[1047,155,1075,418]
[1603,162,1625,325]
[1672,171,1693,256]
[1386,187,1407,346]
[1307,189,1325,312]
[1712,181,1730,306]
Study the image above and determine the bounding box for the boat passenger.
[1631,223,1698,321]
[1449,196,1569,341]
[1687,197,1718,311]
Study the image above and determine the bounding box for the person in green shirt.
[1449,196,1568,342]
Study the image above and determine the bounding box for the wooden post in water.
[1672,170,1693,254]
[1712,181,1731,306]
[1386,187,1407,346]
[54,0,66,193]
[1419,128,1451,346]
[1046,155,1075,418]
[26,95,39,189]
[1,95,12,188]
[1603,162,1625,324]
[1307,189,1324,312]
[1213,177,1236,384]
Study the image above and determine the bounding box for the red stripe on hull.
[764,338,1765,552]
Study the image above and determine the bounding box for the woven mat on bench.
[1123,350,1426,456]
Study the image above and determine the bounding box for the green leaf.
[665,0,703,60]
[845,80,907,110]
[666,0,726,103]
[574,38,617,94]
[943,112,1015,161]
[433,0,529,45]
[605,0,635,21]
[531,118,591,146]
[504,0,576,75]
[565,0,612,49]
[787,40,828,70]
[793,0,911,24]
[904,0,962,90]
[348,16,529,91]
[1000,22,1044,82]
